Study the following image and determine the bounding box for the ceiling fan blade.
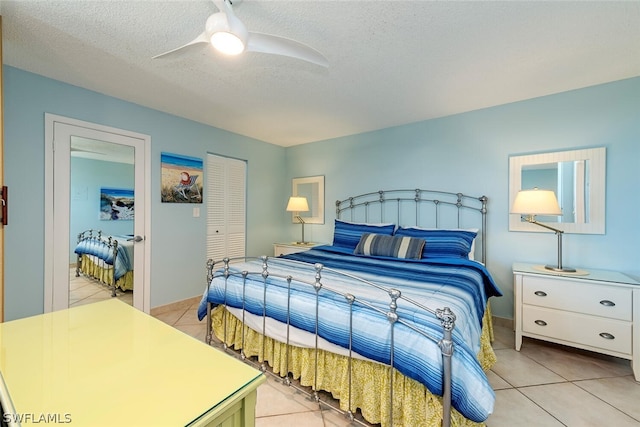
[152,32,210,59]
[247,32,329,68]
[211,0,226,13]
[217,0,247,38]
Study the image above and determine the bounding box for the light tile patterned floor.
[69,268,133,307]
[87,291,640,426]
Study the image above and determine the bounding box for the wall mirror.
[509,147,606,234]
[292,175,325,224]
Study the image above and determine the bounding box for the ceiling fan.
[153,0,328,67]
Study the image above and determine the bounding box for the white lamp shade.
[511,189,562,215]
[286,196,309,212]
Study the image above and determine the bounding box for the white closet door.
[206,154,246,262]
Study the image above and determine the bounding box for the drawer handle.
[599,332,615,340]
[534,291,548,297]
[599,300,616,307]
[534,320,547,326]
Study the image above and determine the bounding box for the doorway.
[44,114,151,313]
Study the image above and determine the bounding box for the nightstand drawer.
[522,305,632,355]
[522,276,632,321]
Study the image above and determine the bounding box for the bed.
[74,229,134,297]
[198,189,502,427]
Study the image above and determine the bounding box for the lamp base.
[544,264,577,273]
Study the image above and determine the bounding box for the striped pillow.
[394,227,477,259]
[332,220,396,250]
[354,233,425,260]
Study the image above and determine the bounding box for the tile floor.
[81,289,640,426]
[69,268,133,307]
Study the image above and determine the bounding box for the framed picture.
[161,152,204,203]
[100,187,134,220]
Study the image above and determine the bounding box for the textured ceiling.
[2,1,640,147]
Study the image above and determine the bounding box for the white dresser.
[513,262,640,381]
[273,242,322,256]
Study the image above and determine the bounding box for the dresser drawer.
[522,276,632,321]
[522,305,632,355]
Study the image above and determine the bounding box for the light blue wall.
[285,77,640,320]
[69,157,135,262]
[4,66,287,321]
[5,64,639,322]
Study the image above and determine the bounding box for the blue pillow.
[354,233,425,260]
[394,227,477,259]
[332,220,395,250]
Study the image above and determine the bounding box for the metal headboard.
[336,189,488,264]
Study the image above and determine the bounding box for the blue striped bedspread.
[74,235,134,280]
[197,246,502,422]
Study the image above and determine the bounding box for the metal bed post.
[110,237,118,297]
[222,258,231,349]
[344,293,356,423]
[75,231,83,277]
[283,275,293,386]
[205,259,215,345]
[480,195,488,265]
[436,307,456,427]
[240,270,249,360]
[312,263,324,404]
[260,256,269,371]
[386,288,401,426]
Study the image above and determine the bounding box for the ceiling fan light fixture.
[210,31,245,55]
[153,2,328,67]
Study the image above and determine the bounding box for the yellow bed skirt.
[211,304,496,427]
[79,254,134,291]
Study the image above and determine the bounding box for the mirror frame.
[292,175,325,224]
[509,147,606,234]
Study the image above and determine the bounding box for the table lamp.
[511,188,576,272]
[286,196,309,244]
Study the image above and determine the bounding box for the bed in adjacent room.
[198,189,502,427]
[74,229,134,297]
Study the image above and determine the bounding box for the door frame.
[44,114,151,313]
[0,16,5,322]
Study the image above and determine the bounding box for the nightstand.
[273,242,322,256]
[513,262,640,381]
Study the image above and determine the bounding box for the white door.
[206,154,246,262]
[44,114,151,313]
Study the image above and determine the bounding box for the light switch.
[193,207,200,218]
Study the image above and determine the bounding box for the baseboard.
[150,295,201,316]
[492,315,513,330]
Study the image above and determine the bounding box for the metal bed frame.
[336,189,488,264]
[75,229,121,297]
[204,189,488,427]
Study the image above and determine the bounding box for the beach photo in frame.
[100,187,134,220]
[161,152,204,203]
